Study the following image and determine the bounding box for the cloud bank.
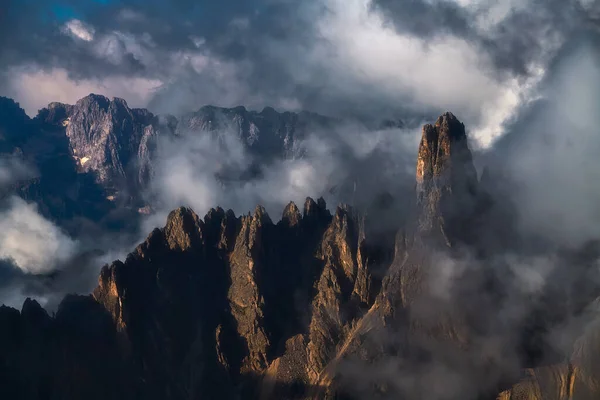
[0,196,78,274]
[485,39,600,247]
[1,0,595,147]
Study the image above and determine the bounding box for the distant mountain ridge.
[36,94,341,203]
[0,93,409,236]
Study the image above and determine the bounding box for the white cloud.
[504,43,600,246]
[0,197,78,274]
[313,0,548,147]
[62,19,95,42]
[7,67,162,116]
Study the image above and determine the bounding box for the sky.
[0,0,597,148]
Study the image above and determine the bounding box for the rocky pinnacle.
[415,112,478,244]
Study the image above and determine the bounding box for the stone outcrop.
[59,94,164,197]
[416,111,478,244]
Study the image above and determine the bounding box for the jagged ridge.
[0,192,397,399]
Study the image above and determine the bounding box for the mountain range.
[0,94,409,237]
[0,96,599,399]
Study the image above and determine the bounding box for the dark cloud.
[1,0,591,129]
[0,0,317,79]
[0,0,598,146]
[478,35,600,247]
[0,1,144,80]
[370,0,473,38]
[372,0,589,78]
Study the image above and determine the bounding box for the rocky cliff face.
[40,94,167,201]
[415,112,478,244]
[176,105,335,161]
[1,112,600,400]
[64,95,159,195]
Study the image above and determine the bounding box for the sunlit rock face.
[0,189,395,399]
[416,112,478,245]
[61,94,162,196]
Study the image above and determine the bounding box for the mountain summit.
[416,112,478,244]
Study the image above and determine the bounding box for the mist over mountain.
[1,0,600,399]
[0,92,421,309]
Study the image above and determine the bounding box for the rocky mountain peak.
[39,102,73,125]
[251,204,272,225]
[261,106,277,115]
[416,111,474,189]
[111,97,129,108]
[281,201,301,227]
[164,207,204,251]
[303,196,329,220]
[64,93,165,197]
[75,93,111,111]
[434,111,465,137]
[20,298,48,322]
[415,112,478,243]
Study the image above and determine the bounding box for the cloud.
[144,113,420,233]
[0,196,78,274]
[310,0,550,146]
[0,0,594,148]
[486,40,600,247]
[146,123,333,226]
[6,67,162,115]
[0,155,35,187]
[330,237,600,399]
[62,19,95,42]
[372,0,578,75]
